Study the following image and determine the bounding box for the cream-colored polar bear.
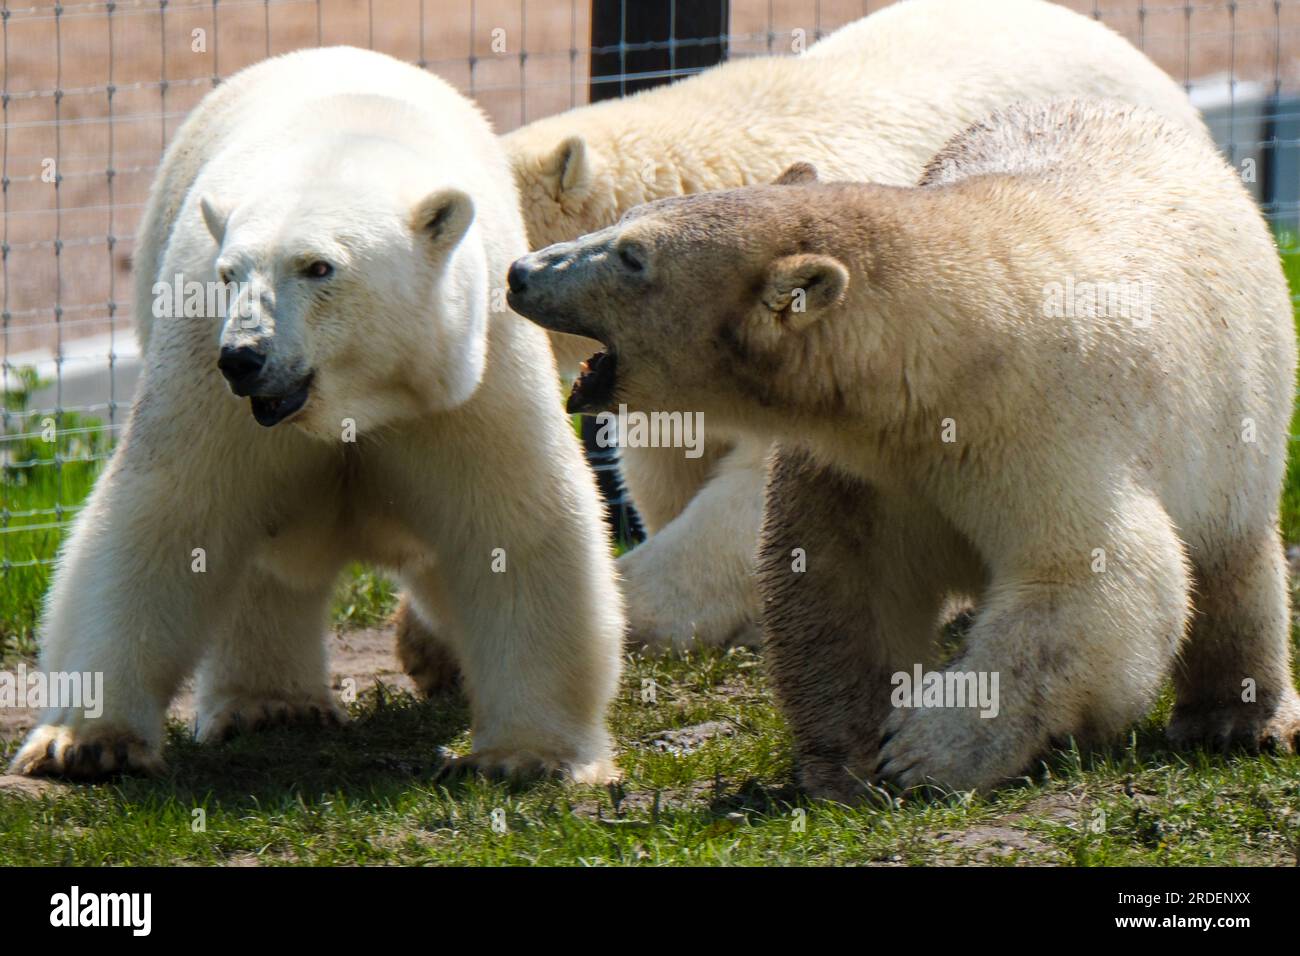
[480,0,1209,653]
[503,100,1298,796]
[10,47,623,783]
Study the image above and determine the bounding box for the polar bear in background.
[475,0,1209,653]
[503,100,1297,796]
[11,47,623,783]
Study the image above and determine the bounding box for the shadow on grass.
[114,685,471,811]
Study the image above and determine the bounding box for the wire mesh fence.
[2,0,1299,583]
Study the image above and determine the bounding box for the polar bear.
[502,100,1299,796]
[468,0,1211,654]
[9,47,623,783]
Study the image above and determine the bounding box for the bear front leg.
[420,529,622,783]
[399,404,625,784]
[618,437,768,651]
[194,569,346,743]
[759,448,962,803]
[9,449,248,780]
[876,494,1192,793]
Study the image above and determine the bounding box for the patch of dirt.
[328,628,419,700]
[0,627,415,749]
[569,774,798,824]
[933,823,1061,863]
[0,773,65,799]
[708,680,766,702]
[1018,792,1088,825]
[642,720,736,755]
[932,793,1085,864]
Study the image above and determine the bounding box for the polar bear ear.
[760,253,849,330]
[199,196,231,246]
[773,162,818,186]
[411,188,476,256]
[541,135,592,201]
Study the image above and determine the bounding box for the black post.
[583,0,730,548]
[589,0,730,101]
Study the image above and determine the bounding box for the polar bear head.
[504,123,623,250]
[199,137,488,438]
[506,163,851,422]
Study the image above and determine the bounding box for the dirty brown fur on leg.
[394,595,462,697]
[758,447,973,802]
[1170,533,1300,754]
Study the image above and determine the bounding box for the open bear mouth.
[567,350,618,415]
[250,373,314,427]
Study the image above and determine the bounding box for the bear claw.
[1167,699,1300,756]
[435,748,618,786]
[9,724,163,780]
[196,695,346,744]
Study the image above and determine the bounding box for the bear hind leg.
[393,582,463,698]
[194,569,345,743]
[1169,530,1300,753]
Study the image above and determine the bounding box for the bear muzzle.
[248,371,315,428]
[505,252,604,341]
[217,344,267,395]
[217,345,315,427]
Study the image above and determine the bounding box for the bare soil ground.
[0,624,414,792]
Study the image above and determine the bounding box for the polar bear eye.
[617,243,646,274]
[304,260,334,280]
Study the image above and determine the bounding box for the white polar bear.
[10,47,623,783]
[504,100,1298,795]
[488,0,1208,652]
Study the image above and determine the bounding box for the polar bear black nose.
[507,259,529,295]
[218,345,266,390]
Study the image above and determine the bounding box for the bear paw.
[874,706,1012,794]
[196,694,346,744]
[8,722,163,781]
[436,748,618,786]
[795,751,879,804]
[1168,695,1300,754]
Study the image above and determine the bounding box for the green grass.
[3,240,1300,865]
[1,368,113,661]
[0,647,1296,865]
[1278,232,1300,543]
[0,370,400,655]
[330,565,400,631]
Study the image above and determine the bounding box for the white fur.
[502,0,1208,651]
[11,47,623,783]
[508,100,1297,793]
